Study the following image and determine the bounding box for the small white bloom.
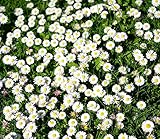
[106,41,115,50]
[97,109,108,120]
[134,76,145,86]
[48,130,60,139]
[16,119,26,129]
[81,113,90,122]
[136,101,146,110]
[141,120,154,133]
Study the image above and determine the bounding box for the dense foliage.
[0,0,160,139]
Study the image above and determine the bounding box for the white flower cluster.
[0,0,160,139]
[132,48,157,66]
[127,8,141,19]
[0,6,8,25]
[147,0,160,19]
[135,21,160,42]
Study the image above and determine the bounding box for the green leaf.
[117,0,122,5]
[94,58,103,71]
[67,62,79,68]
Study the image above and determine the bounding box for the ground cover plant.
[0,0,160,139]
